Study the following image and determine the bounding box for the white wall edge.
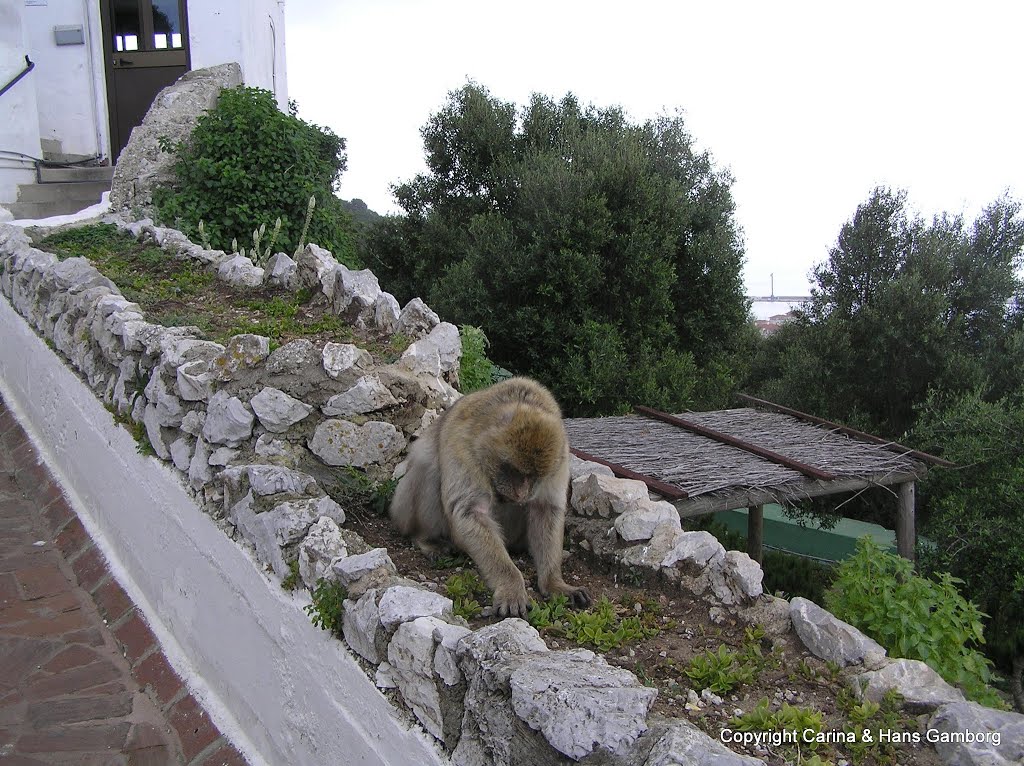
[0,294,445,766]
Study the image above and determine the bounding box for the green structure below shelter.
[715,504,897,562]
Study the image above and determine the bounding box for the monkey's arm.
[527,502,591,608]
[449,499,531,618]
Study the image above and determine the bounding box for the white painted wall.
[18,0,108,160]
[188,0,288,109]
[0,295,445,766]
[0,0,44,208]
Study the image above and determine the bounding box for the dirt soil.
[348,506,944,766]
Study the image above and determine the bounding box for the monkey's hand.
[492,582,531,619]
[564,585,591,609]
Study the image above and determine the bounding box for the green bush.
[457,325,511,393]
[154,86,357,264]
[824,537,1001,706]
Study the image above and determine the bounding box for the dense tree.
[748,187,1024,436]
[364,83,749,415]
[913,391,1024,711]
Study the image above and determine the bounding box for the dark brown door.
[101,0,191,159]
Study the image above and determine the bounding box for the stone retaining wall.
[1,220,1021,766]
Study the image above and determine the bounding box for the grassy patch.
[37,224,408,358]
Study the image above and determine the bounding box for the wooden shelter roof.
[564,406,929,517]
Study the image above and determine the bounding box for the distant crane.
[748,273,811,303]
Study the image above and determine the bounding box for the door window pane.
[112,0,140,53]
[151,0,184,49]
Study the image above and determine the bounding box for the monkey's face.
[493,463,536,505]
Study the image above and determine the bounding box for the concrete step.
[9,180,109,220]
[37,165,114,184]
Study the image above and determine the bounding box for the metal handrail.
[0,56,35,99]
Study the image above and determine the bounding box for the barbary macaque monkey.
[390,377,591,617]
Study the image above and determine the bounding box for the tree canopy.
[364,83,750,415]
[748,186,1024,436]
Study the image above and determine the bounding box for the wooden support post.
[896,481,916,562]
[747,505,764,564]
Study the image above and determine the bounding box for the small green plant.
[685,644,757,694]
[431,553,473,570]
[305,578,347,636]
[731,699,825,759]
[458,325,506,393]
[564,596,659,652]
[282,559,301,591]
[825,537,1002,707]
[294,195,316,256]
[836,687,907,765]
[446,571,488,620]
[527,593,571,629]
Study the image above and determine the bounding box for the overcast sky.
[285,1,1022,311]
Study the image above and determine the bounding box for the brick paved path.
[0,396,248,766]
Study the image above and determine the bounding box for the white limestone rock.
[207,446,239,467]
[322,374,399,416]
[568,455,615,481]
[254,434,306,467]
[373,292,401,333]
[219,464,319,497]
[188,437,213,489]
[510,650,657,760]
[790,597,887,668]
[250,386,314,433]
[332,548,396,589]
[661,530,726,570]
[928,701,1024,766]
[378,585,453,630]
[142,403,171,460]
[614,501,681,542]
[212,334,271,380]
[399,321,461,378]
[168,436,194,473]
[180,405,206,436]
[159,336,224,375]
[176,359,216,402]
[396,298,440,339]
[571,473,650,518]
[217,254,265,287]
[202,391,255,447]
[620,524,686,570]
[144,371,184,427]
[265,339,318,374]
[322,342,372,379]
[332,264,382,328]
[294,243,337,293]
[644,720,764,766]
[233,495,346,578]
[708,550,764,605]
[388,616,466,746]
[298,516,348,590]
[342,588,386,664]
[853,658,965,711]
[308,419,406,468]
[456,619,549,678]
[264,252,296,288]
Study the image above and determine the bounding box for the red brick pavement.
[0,395,249,766]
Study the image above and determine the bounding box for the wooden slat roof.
[564,408,924,514]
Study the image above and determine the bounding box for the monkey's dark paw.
[566,586,591,609]
[492,585,530,619]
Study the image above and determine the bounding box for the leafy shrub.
[457,325,511,393]
[445,571,488,619]
[154,86,357,264]
[527,595,659,651]
[305,579,347,637]
[824,537,1002,706]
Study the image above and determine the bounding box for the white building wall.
[0,0,43,208]
[188,0,288,110]
[19,0,107,161]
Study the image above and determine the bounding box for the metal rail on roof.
[735,393,955,468]
[569,447,689,500]
[634,405,839,482]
